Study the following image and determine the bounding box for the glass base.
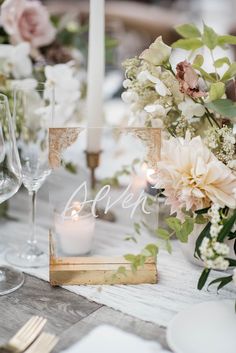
[0,242,6,254]
[0,266,24,295]
[6,243,48,268]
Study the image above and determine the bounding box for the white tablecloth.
[0,170,235,328]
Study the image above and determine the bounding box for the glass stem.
[0,270,6,282]
[28,191,37,247]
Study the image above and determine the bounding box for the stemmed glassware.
[6,83,54,268]
[0,93,24,295]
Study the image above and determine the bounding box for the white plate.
[167,300,236,353]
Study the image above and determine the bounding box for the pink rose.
[176,60,205,98]
[1,0,56,48]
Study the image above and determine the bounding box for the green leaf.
[225,258,236,267]
[193,54,204,67]
[209,82,225,101]
[193,65,216,82]
[205,99,236,119]
[197,268,211,290]
[195,207,210,215]
[175,24,201,38]
[156,228,170,240]
[222,62,236,81]
[166,217,181,232]
[217,209,236,242]
[195,214,207,224]
[117,266,127,276]
[172,38,203,50]
[145,244,158,257]
[124,236,137,243]
[134,222,141,235]
[124,254,136,262]
[208,275,233,291]
[166,240,172,254]
[214,57,231,68]
[65,162,77,174]
[218,35,236,46]
[202,24,218,49]
[177,218,194,243]
[228,231,236,240]
[195,222,211,258]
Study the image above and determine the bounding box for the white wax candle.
[87,0,105,152]
[55,207,95,255]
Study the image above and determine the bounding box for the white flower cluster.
[199,204,230,270]
[122,58,182,128]
[205,126,236,167]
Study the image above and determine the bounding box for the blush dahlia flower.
[156,136,236,218]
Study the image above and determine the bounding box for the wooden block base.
[49,233,157,286]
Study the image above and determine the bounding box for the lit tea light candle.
[55,203,95,256]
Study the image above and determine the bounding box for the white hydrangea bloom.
[0,42,32,78]
[178,97,205,120]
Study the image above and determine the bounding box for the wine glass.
[6,83,54,268]
[0,93,24,295]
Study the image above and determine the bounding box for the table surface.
[0,274,169,352]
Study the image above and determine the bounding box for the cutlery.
[0,316,47,353]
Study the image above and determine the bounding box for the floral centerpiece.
[122,24,236,294]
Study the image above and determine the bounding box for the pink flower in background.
[176,60,205,98]
[1,0,56,48]
[156,136,236,218]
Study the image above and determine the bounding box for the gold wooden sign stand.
[49,233,157,286]
[48,127,161,286]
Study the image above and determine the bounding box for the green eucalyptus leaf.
[217,209,236,242]
[117,266,127,276]
[205,99,236,119]
[218,35,236,46]
[202,24,218,49]
[214,57,231,68]
[134,222,141,235]
[195,207,210,215]
[225,258,236,267]
[172,38,203,50]
[197,268,211,290]
[222,62,236,81]
[195,214,207,224]
[166,217,181,232]
[209,82,225,101]
[124,236,137,243]
[175,24,201,38]
[156,228,170,240]
[193,54,204,67]
[228,231,236,240]
[145,244,158,257]
[177,218,194,243]
[208,275,232,291]
[124,254,136,262]
[166,240,172,254]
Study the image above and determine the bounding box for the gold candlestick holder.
[85,151,101,190]
[85,150,116,222]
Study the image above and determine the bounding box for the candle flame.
[71,209,79,221]
[146,168,158,186]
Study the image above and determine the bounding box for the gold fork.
[0,316,47,353]
[24,333,58,353]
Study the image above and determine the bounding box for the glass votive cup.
[54,203,95,256]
